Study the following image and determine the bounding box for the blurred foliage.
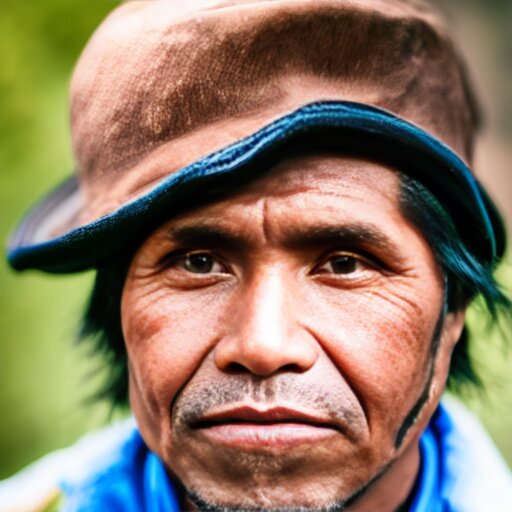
[433,0,512,136]
[0,0,122,480]
[0,0,510,483]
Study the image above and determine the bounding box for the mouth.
[188,404,341,449]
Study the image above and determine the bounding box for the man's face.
[121,155,465,510]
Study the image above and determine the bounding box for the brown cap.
[70,0,478,225]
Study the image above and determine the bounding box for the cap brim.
[7,101,506,273]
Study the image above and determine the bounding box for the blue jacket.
[1,398,511,511]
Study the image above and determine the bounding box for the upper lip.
[189,404,339,430]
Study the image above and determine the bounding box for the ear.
[441,309,467,350]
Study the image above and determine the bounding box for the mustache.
[172,374,365,439]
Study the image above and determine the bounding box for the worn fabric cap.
[6,0,507,273]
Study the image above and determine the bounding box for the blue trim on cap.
[7,101,504,273]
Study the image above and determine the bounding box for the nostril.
[221,361,308,376]
[279,363,307,373]
[222,362,251,375]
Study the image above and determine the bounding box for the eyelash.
[312,250,383,275]
[158,250,230,274]
[319,249,383,267]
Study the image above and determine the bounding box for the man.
[2,0,511,510]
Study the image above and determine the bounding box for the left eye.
[175,252,227,274]
[315,253,372,275]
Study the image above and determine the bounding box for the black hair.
[399,175,511,392]
[79,173,511,407]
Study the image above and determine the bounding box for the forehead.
[147,154,404,241]
[227,154,399,200]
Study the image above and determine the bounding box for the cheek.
[121,280,232,430]
[303,280,443,428]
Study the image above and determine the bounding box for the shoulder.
[436,396,512,511]
[0,418,142,512]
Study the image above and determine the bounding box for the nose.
[214,269,319,376]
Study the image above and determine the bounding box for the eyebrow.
[166,222,402,258]
[282,224,397,249]
[167,224,246,251]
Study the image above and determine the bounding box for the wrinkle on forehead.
[240,155,400,199]
[228,155,401,244]
[261,197,272,244]
[145,154,404,251]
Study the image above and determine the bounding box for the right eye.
[179,252,227,274]
[161,250,229,275]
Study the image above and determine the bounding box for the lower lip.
[196,422,338,449]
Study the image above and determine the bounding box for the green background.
[0,0,511,481]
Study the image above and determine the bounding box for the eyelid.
[312,249,383,273]
[157,248,188,268]
[158,248,231,273]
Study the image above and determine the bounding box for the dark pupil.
[330,255,357,274]
[185,253,214,273]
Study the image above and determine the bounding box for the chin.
[172,449,374,512]
[185,484,351,512]
[167,432,379,508]
[165,422,385,512]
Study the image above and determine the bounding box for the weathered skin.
[121,154,465,511]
